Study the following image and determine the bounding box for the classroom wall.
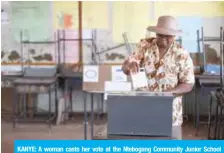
[1,1,224,115]
[2,1,224,65]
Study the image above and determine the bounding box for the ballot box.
[106,92,174,139]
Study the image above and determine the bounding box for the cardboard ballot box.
[106,92,174,139]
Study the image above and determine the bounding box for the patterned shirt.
[125,38,195,126]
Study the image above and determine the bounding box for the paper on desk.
[131,68,148,89]
[104,81,132,100]
[83,66,99,82]
[111,65,127,82]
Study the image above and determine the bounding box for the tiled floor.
[1,116,209,153]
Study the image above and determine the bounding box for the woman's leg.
[172,126,182,140]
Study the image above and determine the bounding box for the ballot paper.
[131,68,148,89]
[105,81,132,92]
[104,81,132,100]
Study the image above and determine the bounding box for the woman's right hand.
[122,59,140,75]
[128,61,140,74]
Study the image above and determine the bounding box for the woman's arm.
[122,39,151,75]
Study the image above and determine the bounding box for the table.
[13,77,58,129]
[1,75,22,88]
[83,90,105,140]
[194,75,221,136]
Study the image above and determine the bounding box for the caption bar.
[15,140,224,153]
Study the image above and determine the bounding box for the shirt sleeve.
[124,39,152,66]
[177,51,195,84]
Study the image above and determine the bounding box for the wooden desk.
[195,74,221,86]
[194,75,221,136]
[195,74,221,79]
[13,77,58,129]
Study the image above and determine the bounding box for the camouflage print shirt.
[125,38,195,126]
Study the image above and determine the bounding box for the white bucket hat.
[147,16,183,36]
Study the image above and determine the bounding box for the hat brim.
[147,26,183,36]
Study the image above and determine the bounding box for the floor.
[1,115,209,153]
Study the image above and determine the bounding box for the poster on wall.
[53,1,109,29]
[11,1,52,42]
[57,29,93,64]
[59,41,79,64]
[53,1,79,29]
[83,66,99,82]
[1,9,9,25]
[58,29,92,40]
